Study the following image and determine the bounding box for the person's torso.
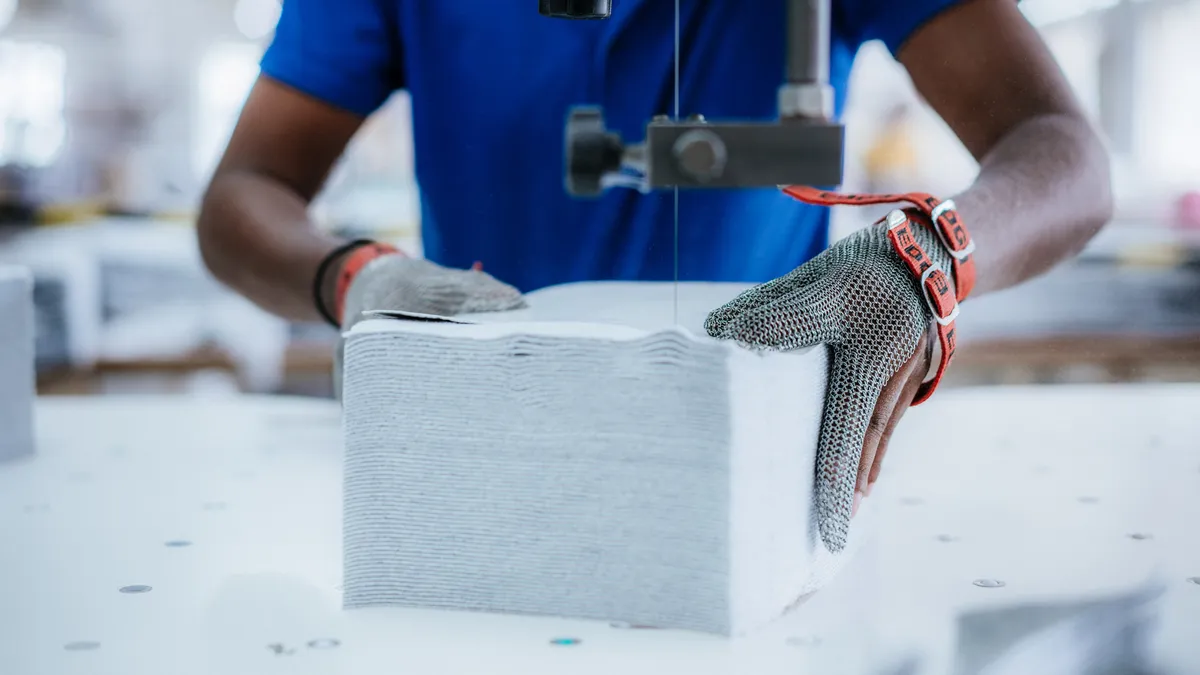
[397,1,859,292]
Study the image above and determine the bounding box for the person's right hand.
[340,255,526,330]
[334,255,527,397]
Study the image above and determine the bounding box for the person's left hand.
[705,212,949,553]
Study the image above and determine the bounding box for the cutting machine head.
[541,0,845,196]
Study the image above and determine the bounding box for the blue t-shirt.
[262,1,960,293]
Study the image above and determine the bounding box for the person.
[197,0,1112,551]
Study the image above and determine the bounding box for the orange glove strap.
[780,186,977,405]
[333,242,402,324]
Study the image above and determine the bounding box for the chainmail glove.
[334,255,527,397]
[705,212,954,553]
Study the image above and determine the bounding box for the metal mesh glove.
[334,256,527,397]
[705,214,953,553]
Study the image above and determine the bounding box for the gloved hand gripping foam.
[705,211,956,554]
[341,256,527,328]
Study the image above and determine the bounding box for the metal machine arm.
[541,0,845,196]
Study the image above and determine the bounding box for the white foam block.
[0,266,35,461]
[342,282,860,635]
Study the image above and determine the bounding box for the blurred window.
[193,42,263,180]
[1039,20,1103,122]
[0,40,66,167]
[1136,0,1200,185]
[1023,0,1121,25]
[0,0,14,32]
[234,0,283,41]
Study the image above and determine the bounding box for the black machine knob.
[539,0,612,19]
[565,107,624,197]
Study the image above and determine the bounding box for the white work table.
[1,386,1198,674]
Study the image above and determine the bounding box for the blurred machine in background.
[0,164,37,224]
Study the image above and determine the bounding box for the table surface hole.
[307,638,340,649]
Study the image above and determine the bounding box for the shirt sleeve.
[260,0,404,117]
[839,0,967,55]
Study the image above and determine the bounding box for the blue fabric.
[262,0,963,293]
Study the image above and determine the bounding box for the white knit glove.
[334,256,526,397]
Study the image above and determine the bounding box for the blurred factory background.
[1,0,1198,397]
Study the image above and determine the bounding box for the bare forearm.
[197,170,344,322]
[953,113,1113,297]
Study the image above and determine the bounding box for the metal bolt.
[652,114,670,123]
[673,129,726,182]
[119,585,153,594]
[778,82,834,120]
[687,113,706,122]
[973,579,1006,588]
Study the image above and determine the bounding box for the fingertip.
[853,490,863,518]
